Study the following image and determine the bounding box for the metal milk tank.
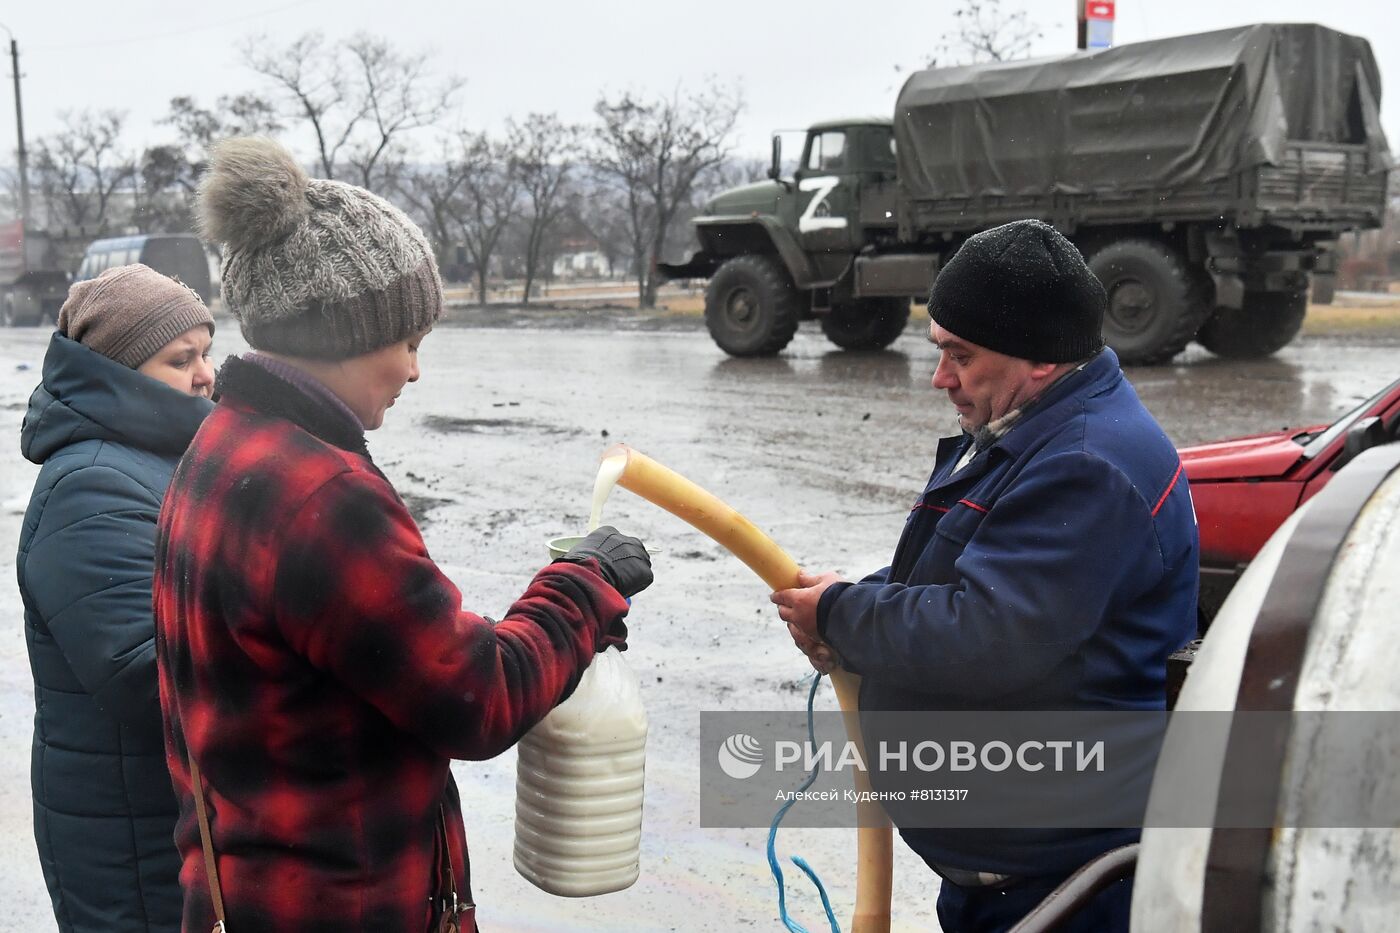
[1132,446,1400,931]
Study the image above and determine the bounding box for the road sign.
[1085,0,1115,49]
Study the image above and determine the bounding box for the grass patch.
[657,295,705,315]
[1304,300,1400,335]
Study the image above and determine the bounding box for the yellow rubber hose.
[602,444,894,933]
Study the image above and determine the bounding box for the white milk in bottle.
[514,455,647,896]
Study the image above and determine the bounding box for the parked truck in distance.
[0,220,75,327]
[660,24,1392,363]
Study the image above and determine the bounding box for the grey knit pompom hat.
[196,136,441,360]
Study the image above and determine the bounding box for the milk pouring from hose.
[514,456,647,896]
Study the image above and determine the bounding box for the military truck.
[660,24,1392,363]
[0,219,73,327]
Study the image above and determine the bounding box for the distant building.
[552,238,612,279]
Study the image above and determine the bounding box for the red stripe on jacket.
[1151,462,1184,517]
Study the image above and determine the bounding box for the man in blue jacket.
[773,220,1199,933]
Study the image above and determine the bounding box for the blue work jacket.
[817,348,1198,877]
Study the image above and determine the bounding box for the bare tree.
[591,136,652,290]
[395,143,471,277]
[507,114,581,304]
[135,146,193,232]
[591,84,742,307]
[33,110,136,233]
[894,0,1041,78]
[243,32,461,192]
[564,178,634,280]
[930,0,1042,68]
[342,35,464,192]
[242,33,365,180]
[165,93,283,155]
[33,142,82,229]
[447,132,520,306]
[697,155,769,202]
[947,0,1041,62]
[140,93,283,232]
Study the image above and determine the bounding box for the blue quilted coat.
[17,333,212,932]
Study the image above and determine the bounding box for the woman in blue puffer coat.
[16,264,215,932]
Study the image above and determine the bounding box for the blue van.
[75,234,213,302]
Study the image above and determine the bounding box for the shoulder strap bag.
[188,751,477,933]
[436,803,478,932]
[187,750,228,933]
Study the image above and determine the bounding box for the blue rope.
[766,672,841,933]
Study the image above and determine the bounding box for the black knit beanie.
[929,220,1106,363]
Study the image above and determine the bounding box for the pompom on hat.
[196,136,442,360]
[57,263,214,369]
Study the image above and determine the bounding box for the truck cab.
[696,119,897,255]
[663,118,925,357]
[786,120,898,263]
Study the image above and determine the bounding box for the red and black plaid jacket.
[154,357,628,932]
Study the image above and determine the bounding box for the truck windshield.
[807,132,847,172]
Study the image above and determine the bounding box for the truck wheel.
[821,298,911,350]
[1196,289,1308,359]
[705,255,801,356]
[1088,240,1213,365]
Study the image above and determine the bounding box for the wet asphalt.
[1,310,1396,931]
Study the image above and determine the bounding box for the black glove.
[556,525,653,599]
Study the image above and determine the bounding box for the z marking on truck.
[798,176,847,232]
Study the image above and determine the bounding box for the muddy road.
[2,309,1397,931]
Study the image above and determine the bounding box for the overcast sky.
[2,0,1397,162]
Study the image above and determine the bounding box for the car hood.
[1179,426,1321,481]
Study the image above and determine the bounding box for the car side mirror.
[1333,416,1389,471]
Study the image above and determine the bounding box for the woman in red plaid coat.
[152,138,652,933]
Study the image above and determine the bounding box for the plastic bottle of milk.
[514,647,648,896]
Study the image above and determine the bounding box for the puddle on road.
[400,492,451,529]
[421,415,583,437]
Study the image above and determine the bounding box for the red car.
[1181,375,1400,624]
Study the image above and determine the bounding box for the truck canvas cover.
[894,23,1389,200]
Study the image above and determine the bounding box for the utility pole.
[2,27,30,225]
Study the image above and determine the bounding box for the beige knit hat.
[196,137,442,360]
[57,264,215,368]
